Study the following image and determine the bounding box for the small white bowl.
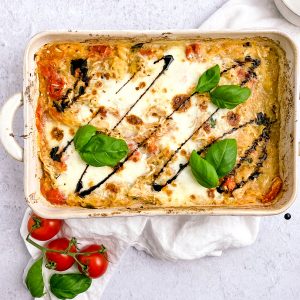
[274,0,300,26]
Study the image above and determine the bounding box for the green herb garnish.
[50,273,92,299]
[189,150,219,188]
[205,139,237,178]
[210,85,251,109]
[25,257,45,298]
[189,139,237,188]
[74,125,129,167]
[194,64,251,109]
[194,64,220,94]
[74,125,97,151]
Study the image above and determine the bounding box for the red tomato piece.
[48,77,65,99]
[262,177,283,203]
[139,48,153,56]
[222,177,236,192]
[27,214,62,241]
[77,244,108,278]
[39,63,65,100]
[89,45,112,58]
[45,188,66,205]
[46,238,77,271]
[185,43,201,60]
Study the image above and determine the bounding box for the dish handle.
[0,93,23,161]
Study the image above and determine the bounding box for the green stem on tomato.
[32,216,42,230]
[72,255,88,274]
[64,237,77,254]
[26,234,46,254]
[26,234,105,257]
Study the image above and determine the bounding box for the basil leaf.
[189,150,219,188]
[210,85,251,109]
[195,65,220,93]
[80,134,129,167]
[205,139,237,178]
[25,257,44,298]
[50,273,92,299]
[74,125,97,151]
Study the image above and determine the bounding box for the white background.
[1,0,300,299]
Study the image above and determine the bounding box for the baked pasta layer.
[36,37,284,209]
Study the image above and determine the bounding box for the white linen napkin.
[20,0,299,298]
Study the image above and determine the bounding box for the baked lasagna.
[35,37,284,209]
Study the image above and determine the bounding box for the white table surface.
[1,0,300,299]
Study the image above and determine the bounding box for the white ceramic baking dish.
[0,30,298,218]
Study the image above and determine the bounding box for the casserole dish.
[0,30,298,218]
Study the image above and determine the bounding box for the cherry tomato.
[45,188,66,205]
[38,63,53,80]
[89,45,112,58]
[222,177,236,192]
[262,177,283,203]
[46,238,77,271]
[77,244,108,278]
[139,48,153,56]
[27,214,62,241]
[38,63,65,100]
[48,77,65,99]
[185,43,201,60]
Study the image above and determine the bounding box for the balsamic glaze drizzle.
[50,138,74,162]
[77,88,193,194]
[220,56,261,86]
[115,73,136,94]
[53,59,89,112]
[75,164,89,193]
[73,56,174,193]
[78,87,198,196]
[153,108,219,183]
[50,56,170,163]
[217,113,271,193]
[112,55,174,130]
[240,56,261,86]
[220,63,241,75]
[152,117,259,192]
[53,88,72,112]
[131,43,144,51]
[49,146,61,162]
[231,133,270,191]
[232,144,268,191]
